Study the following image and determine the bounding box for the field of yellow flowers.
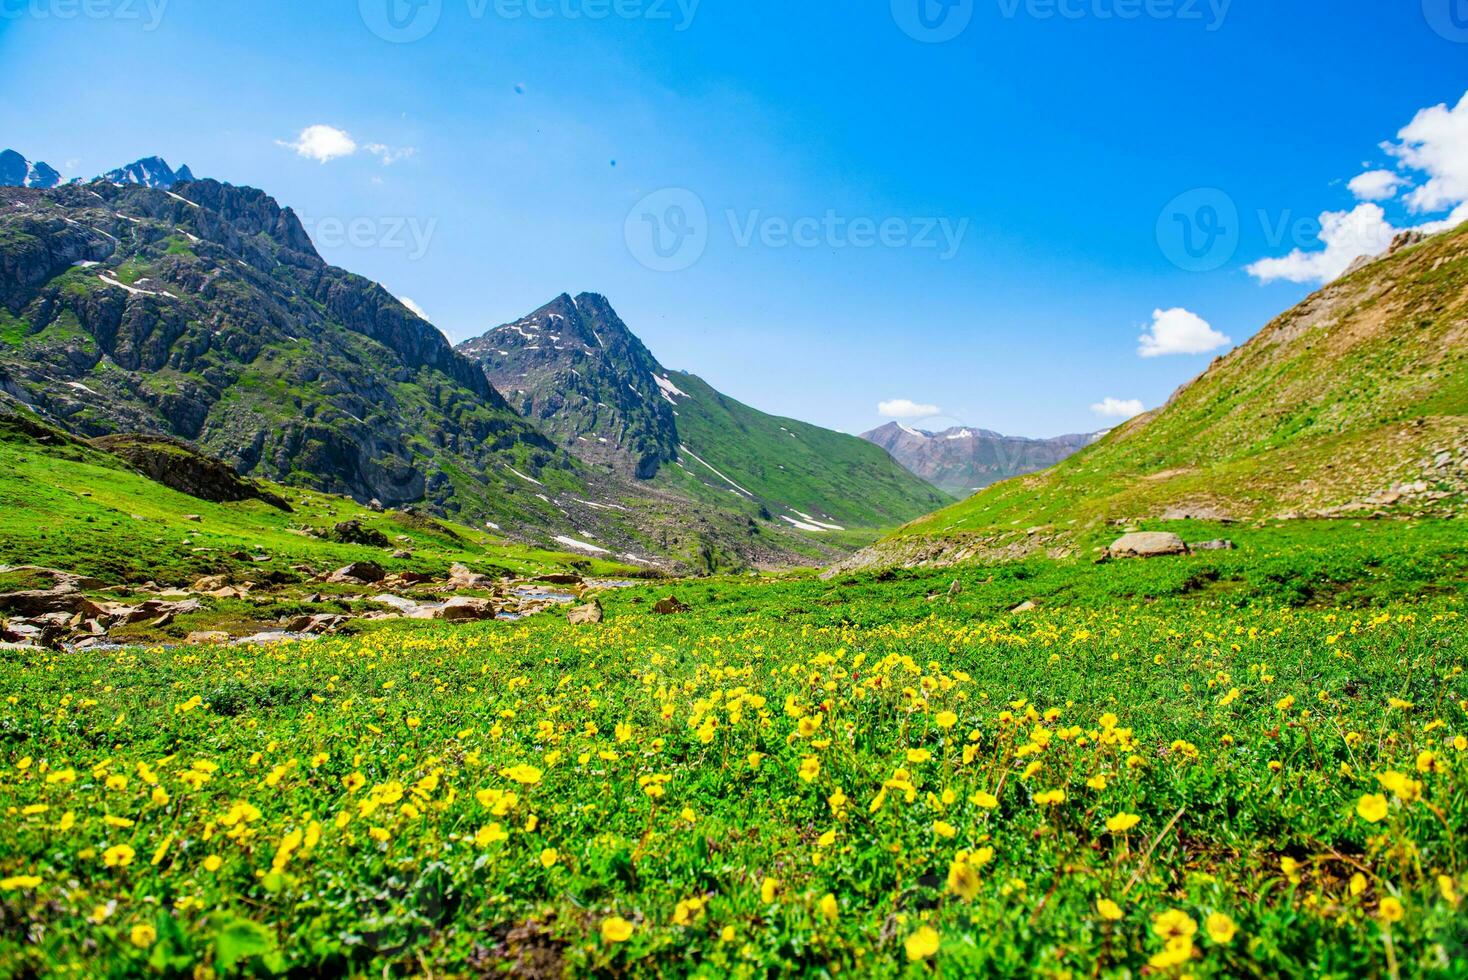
[1,565,1465,976]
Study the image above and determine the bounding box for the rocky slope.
[862,421,1098,496]
[458,294,950,533]
[831,221,1468,573]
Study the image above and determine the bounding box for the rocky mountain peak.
[0,149,62,189]
[102,156,195,189]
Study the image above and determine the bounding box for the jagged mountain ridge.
[0,152,197,191]
[459,293,679,479]
[458,295,951,532]
[862,421,1099,496]
[0,178,694,563]
[0,150,61,190]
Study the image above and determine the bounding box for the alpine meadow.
[1,3,1466,978]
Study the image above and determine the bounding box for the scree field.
[1,523,1466,977]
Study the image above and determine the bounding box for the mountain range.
[861,421,1099,496]
[0,164,943,572]
[0,151,197,190]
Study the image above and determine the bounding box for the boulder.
[568,600,604,625]
[1011,601,1037,614]
[1107,532,1189,559]
[1189,539,1237,552]
[538,573,584,586]
[653,595,690,615]
[328,561,387,584]
[435,597,496,621]
[330,520,391,548]
[447,563,494,589]
[192,574,229,592]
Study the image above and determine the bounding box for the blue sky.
[3,1,1466,437]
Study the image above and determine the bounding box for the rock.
[391,549,412,560]
[653,595,690,615]
[1107,532,1189,559]
[435,597,496,621]
[1011,601,1037,614]
[538,573,584,586]
[329,520,391,548]
[287,614,347,634]
[0,568,92,616]
[192,574,229,592]
[182,514,202,522]
[447,563,494,589]
[371,594,423,614]
[568,600,604,625]
[1189,539,1237,551]
[328,561,387,584]
[185,631,231,645]
[947,579,963,596]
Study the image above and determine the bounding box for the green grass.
[0,413,638,586]
[665,369,952,531]
[0,526,1463,976]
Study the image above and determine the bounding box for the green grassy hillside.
[663,369,951,530]
[0,407,633,586]
[838,223,1468,570]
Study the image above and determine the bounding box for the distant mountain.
[862,421,1099,497]
[101,156,195,189]
[832,221,1468,573]
[0,150,62,189]
[458,294,950,533]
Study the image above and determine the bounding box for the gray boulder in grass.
[1107,532,1189,559]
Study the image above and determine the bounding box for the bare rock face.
[653,595,690,615]
[1107,532,1189,559]
[568,600,604,625]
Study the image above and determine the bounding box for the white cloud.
[365,143,417,166]
[1389,91,1468,215]
[1249,91,1468,286]
[1348,169,1407,201]
[398,296,429,321]
[278,125,358,164]
[1137,307,1232,357]
[1091,397,1144,418]
[878,399,941,419]
[1246,204,1398,285]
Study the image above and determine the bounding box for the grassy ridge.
[872,223,1468,565]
